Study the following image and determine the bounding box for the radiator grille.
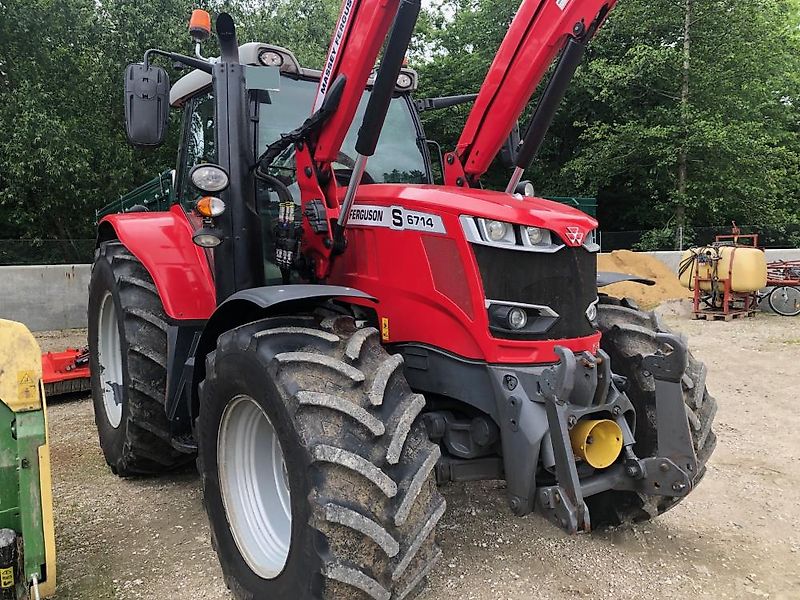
[472,244,597,340]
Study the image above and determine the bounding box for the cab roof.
[169,42,419,107]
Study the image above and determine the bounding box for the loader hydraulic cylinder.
[338,0,422,232]
[506,34,587,193]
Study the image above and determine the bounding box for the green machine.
[0,320,56,599]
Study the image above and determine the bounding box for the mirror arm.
[415,93,478,112]
[144,48,212,74]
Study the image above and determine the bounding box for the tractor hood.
[348,184,598,248]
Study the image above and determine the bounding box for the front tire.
[198,315,444,600]
[588,297,717,525]
[88,241,192,475]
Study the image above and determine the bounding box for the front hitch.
[533,335,698,534]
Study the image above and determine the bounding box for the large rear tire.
[88,241,192,476]
[588,297,717,525]
[198,315,444,600]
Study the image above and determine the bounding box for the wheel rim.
[97,291,124,428]
[770,286,800,316]
[217,395,292,579]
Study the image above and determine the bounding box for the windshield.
[257,77,428,189]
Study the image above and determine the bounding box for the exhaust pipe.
[569,419,623,469]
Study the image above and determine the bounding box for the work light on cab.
[396,72,413,89]
[190,164,230,193]
[192,226,223,248]
[258,49,284,67]
[515,180,535,197]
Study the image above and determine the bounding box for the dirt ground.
[39,309,800,600]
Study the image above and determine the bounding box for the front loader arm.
[311,0,402,164]
[296,0,420,280]
[445,0,616,186]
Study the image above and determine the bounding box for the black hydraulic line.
[355,0,422,157]
[414,93,478,112]
[514,35,587,173]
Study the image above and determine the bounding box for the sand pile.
[597,250,689,309]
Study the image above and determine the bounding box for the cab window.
[177,92,216,206]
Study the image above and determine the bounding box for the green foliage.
[418,0,800,234]
[0,0,798,246]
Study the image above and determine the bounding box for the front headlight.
[462,216,562,253]
[507,307,528,330]
[525,226,544,245]
[192,226,223,248]
[477,219,516,245]
[486,220,509,242]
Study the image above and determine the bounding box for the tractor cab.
[169,42,430,283]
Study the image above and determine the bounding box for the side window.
[177,92,216,206]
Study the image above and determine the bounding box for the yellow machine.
[0,319,56,599]
[679,246,767,293]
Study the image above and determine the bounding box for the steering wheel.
[333,151,376,186]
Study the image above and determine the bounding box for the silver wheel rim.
[98,291,124,428]
[771,286,800,316]
[218,395,292,579]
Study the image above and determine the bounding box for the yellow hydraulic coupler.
[569,419,623,469]
[0,319,56,599]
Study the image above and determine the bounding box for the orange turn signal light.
[196,196,226,218]
[189,9,212,41]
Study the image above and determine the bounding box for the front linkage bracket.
[643,333,698,480]
[610,333,697,497]
[538,346,591,534]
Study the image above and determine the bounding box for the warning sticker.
[0,566,14,588]
[556,0,571,9]
[381,317,390,342]
[17,370,37,404]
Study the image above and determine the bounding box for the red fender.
[99,205,216,320]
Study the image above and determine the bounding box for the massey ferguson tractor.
[89,0,716,597]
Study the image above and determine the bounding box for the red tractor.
[89,1,716,598]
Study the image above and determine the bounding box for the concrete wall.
[0,265,90,331]
[645,249,800,273]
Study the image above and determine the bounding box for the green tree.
[416,0,800,242]
[0,0,204,247]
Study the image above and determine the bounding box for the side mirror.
[500,121,521,169]
[124,63,170,147]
